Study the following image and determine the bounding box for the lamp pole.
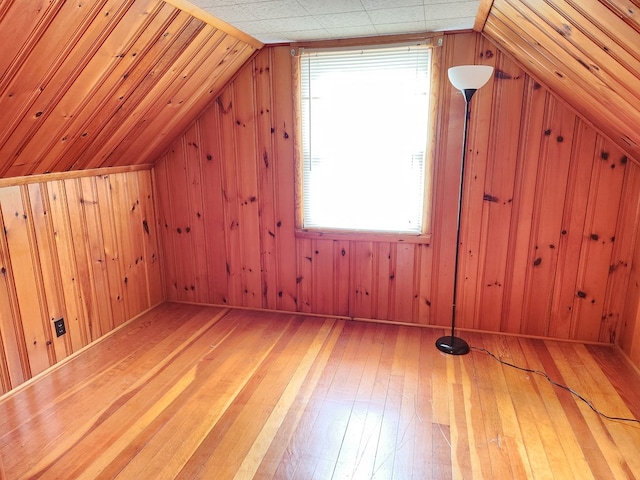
[435,65,493,355]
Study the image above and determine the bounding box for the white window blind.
[300,44,431,233]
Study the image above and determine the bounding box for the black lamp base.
[435,335,470,355]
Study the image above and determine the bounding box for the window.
[297,42,434,238]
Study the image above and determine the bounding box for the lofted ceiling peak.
[0,0,261,178]
[1,0,638,179]
[481,0,640,164]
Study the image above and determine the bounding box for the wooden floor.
[1,303,639,479]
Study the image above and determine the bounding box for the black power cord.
[470,346,640,425]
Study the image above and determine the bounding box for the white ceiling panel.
[189,0,483,43]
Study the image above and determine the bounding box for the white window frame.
[293,35,441,244]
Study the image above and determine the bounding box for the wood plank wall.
[0,168,163,394]
[154,32,640,355]
[0,0,260,177]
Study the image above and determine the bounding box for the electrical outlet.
[53,318,66,337]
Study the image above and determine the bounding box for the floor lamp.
[435,64,494,355]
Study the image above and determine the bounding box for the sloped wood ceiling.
[482,0,640,163]
[0,0,261,178]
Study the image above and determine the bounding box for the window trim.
[292,33,442,245]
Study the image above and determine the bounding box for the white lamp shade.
[448,65,494,90]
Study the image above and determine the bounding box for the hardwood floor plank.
[29,307,236,479]
[391,326,420,479]
[191,318,336,479]
[117,312,300,479]
[544,341,636,479]
[503,336,567,480]
[517,340,595,480]
[370,324,402,479]
[331,323,388,479]
[254,321,345,479]
[477,334,537,479]
[273,320,357,478]
[531,340,614,479]
[465,333,514,479]
[411,329,436,480]
[1,304,229,476]
[431,422,453,478]
[234,317,338,479]
[472,336,534,479]
[0,302,639,479]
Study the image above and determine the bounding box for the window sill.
[295,228,431,245]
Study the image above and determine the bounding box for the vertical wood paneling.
[47,180,90,351]
[430,32,476,331]
[110,174,137,320]
[502,78,546,334]
[77,176,113,337]
[255,50,279,311]
[155,36,640,348]
[394,243,417,322]
[611,162,640,362]
[271,48,298,313]
[620,161,640,368]
[154,154,178,301]
[352,242,374,319]
[472,50,524,332]
[95,175,127,328]
[63,179,96,338]
[333,240,351,317]
[0,187,52,376]
[0,210,28,388]
[136,170,164,307]
[454,34,496,332]
[218,86,244,306]
[297,238,313,313]
[417,244,433,325]
[183,123,210,304]
[234,64,262,309]
[374,242,392,320]
[166,141,197,302]
[311,239,335,315]
[0,168,163,394]
[573,139,627,342]
[199,112,229,305]
[27,183,68,362]
[548,120,596,339]
[521,97,576,337]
